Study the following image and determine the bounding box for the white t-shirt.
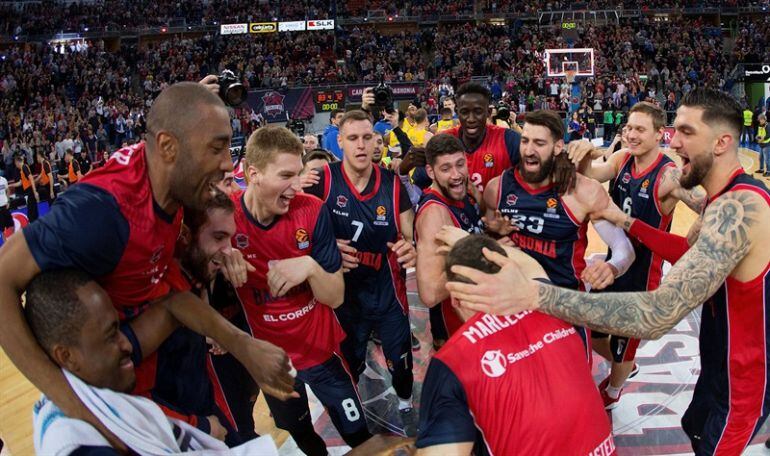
[0,176,8,206]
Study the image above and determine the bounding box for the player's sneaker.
[411,332,421,351]
[598,376,622,410]
[399,400,418,437]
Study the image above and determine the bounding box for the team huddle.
[1,80,769,456]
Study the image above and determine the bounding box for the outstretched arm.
[658,166,707,214]
[447,191,763,340]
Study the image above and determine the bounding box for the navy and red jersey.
[495,168,588,290]
[308,162,411,316]
[231,191,345,370]
[412,124,521,192]
[417,309,615,455]
[414,188,483,336]
[607,152,675,292]
[24,143,185,320]
[691,171,770,454]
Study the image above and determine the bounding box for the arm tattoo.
[665,167,707,213]
[536,191,758,339]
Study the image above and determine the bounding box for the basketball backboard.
[544,48,595,78]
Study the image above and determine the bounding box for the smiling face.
[625,111,663,158]
[169,104,234,211]
[427,151,468,201]
[457,93,490,143]
[518,123,562,184]
[248,151,303,217]
[339,118,375,173]
[669,105,716,189]
[184,207,237,282]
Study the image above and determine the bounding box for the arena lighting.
[84,27,89,32]
[388,16,393,21]
[161,27,167,33]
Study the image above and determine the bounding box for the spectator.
[322,109,344,160]
[742,106,755,145]
[757,115,770,177]
[302,134,319,155]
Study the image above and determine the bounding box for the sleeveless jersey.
[442,124,515,192]
[321,162,407,315]
[608,152,675,292]
[496,168,588,289]
[68,160,79,182]
[698,170,770,454]
[20,164,32,191]
[38,160,51,186]
[414,188,483,336]
[79,143,183,318]
[435,311,615,454]
[436,119,455,133]
[407,127,429,147]
[231,191,345,370]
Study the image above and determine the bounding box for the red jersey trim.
[708,169,746,204]
[614,152,633,183]
[423,187,465,209]
[513,168,556,195]
[631,152,665,180]
[653,161,677,217]
[560,197,582,227]
[322,163,332,202]
[393,174,402,234]
[341,163,381,202]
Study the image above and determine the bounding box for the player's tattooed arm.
[536,191,758,339]
[662,167,707,214]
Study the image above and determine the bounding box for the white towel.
[34,369,278,455]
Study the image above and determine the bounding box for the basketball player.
[0,82,294,449]
[415,135,483,349]
[232,125,371,455]
[578,102,706,408]
[303,110,418,422]
[407,108,433,147]
[429,107,459,134]
[25,270,278,454]
[417,235,615,455]
[446,89,770,455]
[483,110,635,353]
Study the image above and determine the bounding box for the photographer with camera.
[322,109,345,160]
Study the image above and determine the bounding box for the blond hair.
[245,126,303,170]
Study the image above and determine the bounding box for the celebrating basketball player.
[231,126,371,455]
[415,134,484,349]
[577,101,706,408]
[303,110,418,430]
[446,89,770,456]
[417,235,616,455]
[483,110,635,354]
[0,82,294,449]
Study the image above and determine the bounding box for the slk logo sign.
[306,19,335,30]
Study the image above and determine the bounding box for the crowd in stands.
[1,1,767,194]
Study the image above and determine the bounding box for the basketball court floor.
[2,148,770,455]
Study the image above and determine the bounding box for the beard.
[680,151,713,189]
[181,243,214,284]
[518,152,555,184]
[435,176,468,201]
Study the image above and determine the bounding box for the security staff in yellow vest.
[756,115,770,177]
[742,107,755,145]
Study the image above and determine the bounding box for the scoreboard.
[314,89,346,111]
[561,22,579,41]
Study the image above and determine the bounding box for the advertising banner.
[249,22,277,33]
[220,23,248,35]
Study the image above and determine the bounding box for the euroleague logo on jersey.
[336,195,348,208]
[506,194,518,206]
[376,205,387,220]
[295,228,310,249]
[480,350,507,378]
[622,172,632,184]
[483,153,494,168]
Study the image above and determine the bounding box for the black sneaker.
[755,169,765,174]
[628,363,640,379]
[399,406,418,437]
[411,332,421,351]
[764,172,770,177]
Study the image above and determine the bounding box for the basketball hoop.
[565,69,577,84]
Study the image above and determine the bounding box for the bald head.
[146,82,227,145]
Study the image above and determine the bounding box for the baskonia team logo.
[506,194,518,206]
[336,195,348,208]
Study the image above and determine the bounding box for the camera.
[372,81,393,108]
[496,103,511,122]
[286,118,306,137]
[218,70,247,107]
